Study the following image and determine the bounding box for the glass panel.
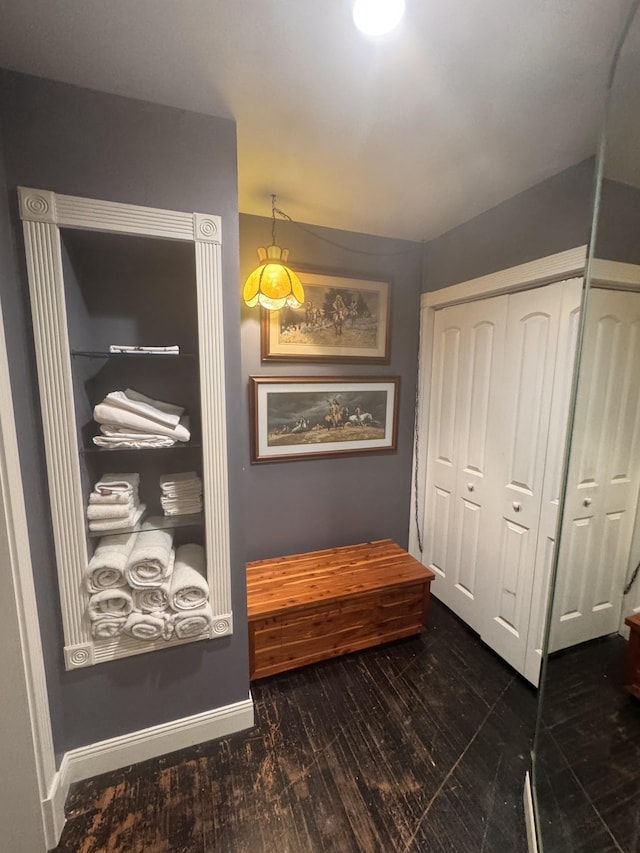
[532,3,640,850]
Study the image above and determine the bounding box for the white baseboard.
[42,693,254,849]
[523,771,539,853]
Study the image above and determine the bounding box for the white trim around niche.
[18,187,232,669]
[409,245,589,560]
[43,694,254,848]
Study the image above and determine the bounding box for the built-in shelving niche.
[19,187,232,669]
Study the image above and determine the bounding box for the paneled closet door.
[550,288,640,651]
[523,279,583,684]
[424,295,507,634]
[481,283,567,674]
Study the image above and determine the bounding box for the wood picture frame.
[260,270,391,363]
[249,376,400,463]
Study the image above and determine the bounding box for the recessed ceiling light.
[353,0,406,36]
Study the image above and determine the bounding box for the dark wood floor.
[534,634,640,853]
[53,599,536,853]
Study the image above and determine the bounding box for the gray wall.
[597,178,640,264]
[0,70,249,759]
[424,158,596,290]
[240,214,423,561]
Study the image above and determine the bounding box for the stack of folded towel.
[84,531,213,643]
[86,473,145,533]
[92,388,190,449]
[159,472,203,516]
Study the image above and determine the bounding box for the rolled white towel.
[88,504,145,533]
[106,388,184,428]
[172,603,213,639]
[126,529,174,588]
[133,584,170,613]
[86,499,136,521]
[169,545,209,611]
[84,532,137,593]
[93,402,190,442]
[87,588,133,619]
[94,473,140,496]
[124,611,174,641]
[90,615,128,640]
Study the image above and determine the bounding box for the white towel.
[104,388,184,428]
[87,588,133,619]
[86,500,136,521]
[169,545,209,611]
[93,435,177,449]
[93,402,190,441]
[123,611,173,641]
[84,532,137,593]
[126,529,174,588]
[88,504,145,533]
[90,615,128,640]
[172,604,213,639]
[161,502,203,517]
[89,491,133,506]
[159,472,201,490]
[109,345,179,355]
[94,473,140,496]
[133,585,170,613]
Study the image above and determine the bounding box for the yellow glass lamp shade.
[243,245,305,310]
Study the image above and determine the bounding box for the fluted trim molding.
[19,188,232,666]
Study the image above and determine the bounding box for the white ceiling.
[0,0,632,240]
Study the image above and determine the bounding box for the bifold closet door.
[481,282,576,675]
[550,288,640,652]
[423,295,507,634]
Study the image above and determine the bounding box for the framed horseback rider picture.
[249,376,400,463]
[260,270,391,363]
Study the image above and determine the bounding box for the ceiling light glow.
[353,0,405,36]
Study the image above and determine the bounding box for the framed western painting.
[260,271,391,363]
[250,376,400,463]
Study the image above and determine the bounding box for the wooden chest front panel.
[250,581,428,680]
[624,614,640,699]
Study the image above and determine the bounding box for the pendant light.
[242,195,305,311]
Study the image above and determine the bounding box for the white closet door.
[424,295,507,633]
[523,279,583,684]
[550,288,640,651]
[481,283,566,673]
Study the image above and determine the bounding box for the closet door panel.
[524,279,582,683]
[483,284,564,670]
[551,289,640,650]
[425,297,506,633]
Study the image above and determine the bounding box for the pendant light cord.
[272,205,424,258]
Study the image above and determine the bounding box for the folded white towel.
[172,603,213,639]
[169,545,209,611]
[93,436,177,449]
[124,611,173,641]
[90,614,128,640]
[87,588,134,619]
[161,483,202,497]
[159,472,201,489]
[86,500,136,521]
[88,504,145,533]
[84,532,137,593]
[126,529,175,588]
[89,491,134,506]
[109,345,180,355]
[104,388,184,428]
[93,402,190,441]
[133,584,170,613]
[162,503,203,517]
[94,473,140,496]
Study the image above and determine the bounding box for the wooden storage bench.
[246,538,436,680]
[624,613,640,699]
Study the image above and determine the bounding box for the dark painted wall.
[597,178,640,264]
[424,158,597,290]
[240,214,423,562]
[0,70,249,759]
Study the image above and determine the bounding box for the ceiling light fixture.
[242,195,305,311]
[353,0,405,36]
